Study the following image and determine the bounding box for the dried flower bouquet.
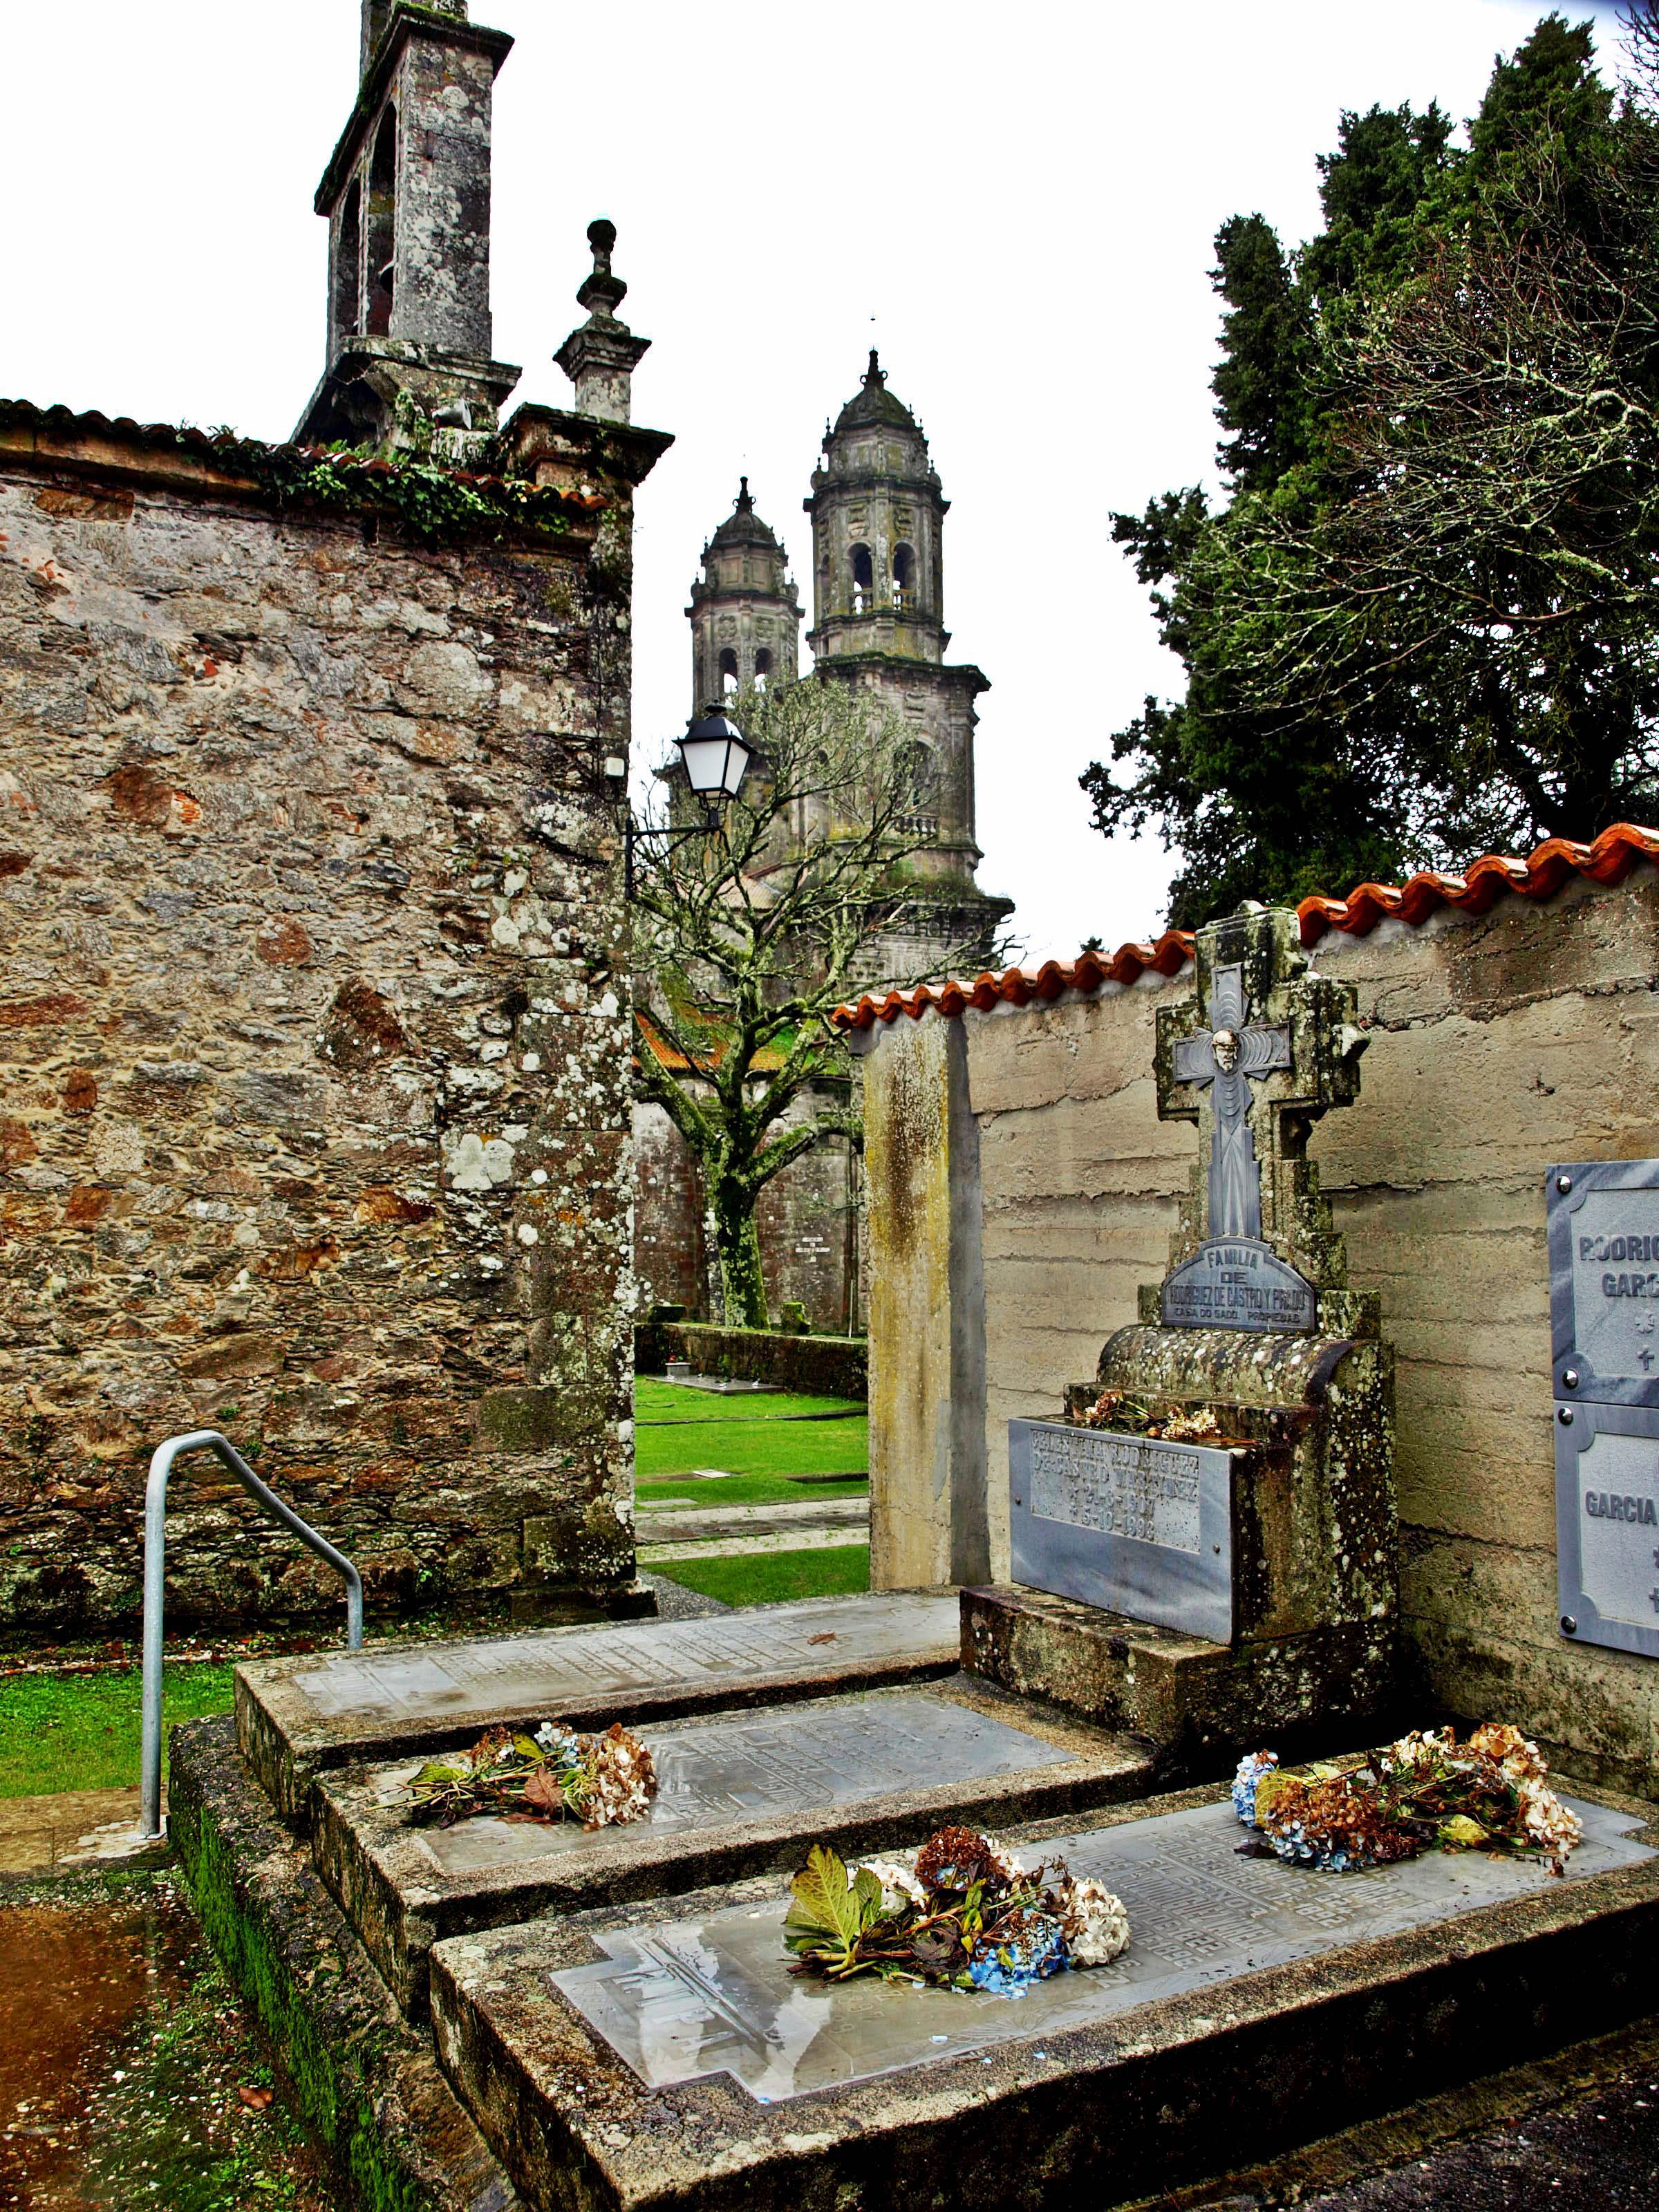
[784,1824,1129,1998]
[1232,1724,1583,1875]
[407,1719,657,1832]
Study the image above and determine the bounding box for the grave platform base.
[961,1584,1400,1774]
[167,1713,526,2212]
[429,1775,1659,2212]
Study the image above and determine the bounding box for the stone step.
[312,1676,1151,2016]
[428,1777,1659,2212]
[636,1495,870,1561]
[236,1592,960,1820]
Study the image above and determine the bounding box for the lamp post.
[624,705,754,896]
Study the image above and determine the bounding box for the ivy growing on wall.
[183,427,586,547]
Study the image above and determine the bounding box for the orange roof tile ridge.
[831,824,1659,1033]
[831,930,1195,1032]
[1296,822,1659,944]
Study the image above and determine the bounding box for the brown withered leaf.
[521,1765,565,1821]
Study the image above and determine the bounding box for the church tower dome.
[801,351,1009,966]
[806,351,946,665]
[686,478,803,718]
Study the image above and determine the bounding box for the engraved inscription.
[1162,1239,1317,1333]
[1575,1428,1659,1629]
[1028,1427,1201,1554]
[1567,1187,1659,1385]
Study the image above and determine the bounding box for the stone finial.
[555,217,650,425]
[576,218,628,320]
[863,348,885,390]
[735,476,753,514]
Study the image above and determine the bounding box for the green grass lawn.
[639,1472,868,1508]
[635,1378,864,1425]
[651,1544,870,1608]
[0,1385,873,1798]
[635,1382,867,1484]
[0,1662,239,1800]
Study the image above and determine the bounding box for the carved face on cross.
[1170,964,1291,1241]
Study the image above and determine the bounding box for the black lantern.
[675,705,753,801]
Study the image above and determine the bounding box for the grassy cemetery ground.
[635,1377,870,1606]
[0,1383,870,1799]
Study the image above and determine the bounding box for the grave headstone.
[969,905,1399,1757]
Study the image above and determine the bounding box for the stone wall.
[0,412,641,1638]
[851,861,1659,1796]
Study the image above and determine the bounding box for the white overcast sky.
[3,1,1628,962]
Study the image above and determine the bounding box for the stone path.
[636,1494,870,1562]
[0,1786,169,1880]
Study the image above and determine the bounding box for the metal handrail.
[139,1430,362,1839]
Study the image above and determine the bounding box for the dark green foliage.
[1085,16,1659,928]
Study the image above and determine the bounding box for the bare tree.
[631,675,1004,1329]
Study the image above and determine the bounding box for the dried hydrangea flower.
[1232,1750,1279,1826]
[1059,1877,1130,1967]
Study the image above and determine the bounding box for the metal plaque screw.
[1557,1173,1573,1194]
[1561,1615,1578,1635]
[1558,1406,1575,1425]
[1563,1368,1580,1389]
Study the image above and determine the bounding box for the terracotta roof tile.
[1295,822,1659,943]
[832,823,1659,1033]
[832,932,1194,1033]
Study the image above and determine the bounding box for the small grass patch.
[638,1471,868,1508]
[637,1416,866,1483]
[635,1379,864,1425]
[651,1544,870,1607]
[0,1664,238,1800]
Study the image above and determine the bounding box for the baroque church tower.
[686,480,803,714]
[686,352,1010,973]
[805,352,1004,946]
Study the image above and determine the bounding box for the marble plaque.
[1556,1400,1659,1658]
[1010,1420,1233,1643]
[1161,1239,1317,1333]
[1549,1160,1659,1405]
[411,1694,1073,1875]
[283,1594,959,1727]
[549,1792,1651,2103]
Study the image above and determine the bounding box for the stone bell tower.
[686,480,803,720]
[806,351,1009,967]
[295,1,522,453]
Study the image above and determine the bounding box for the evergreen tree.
[1082,16,1651,928]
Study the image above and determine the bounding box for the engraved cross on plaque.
[1170,966,1291,1241]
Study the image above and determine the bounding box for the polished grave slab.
[429,1778,1659,2212]
[314,1678,1150,2016]
[238,1593,961,1817]
[550,1792,1649,2099]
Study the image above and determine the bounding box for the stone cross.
[1156,905,1369,1293]
[1170,965,1290,1241]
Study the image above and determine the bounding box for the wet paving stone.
[0,1873,330,2211]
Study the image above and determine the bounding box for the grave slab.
[314,1678,1151,2016]
[237,1593,960,1820]
[429,1775,1659,2212]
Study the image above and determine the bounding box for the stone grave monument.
[964,902,1400,1767]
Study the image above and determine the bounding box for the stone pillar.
[856,1014,988,1588]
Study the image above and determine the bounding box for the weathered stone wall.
[0,422,640,1638]
[854,863,1659,1794]
[631,1091,859,1331]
